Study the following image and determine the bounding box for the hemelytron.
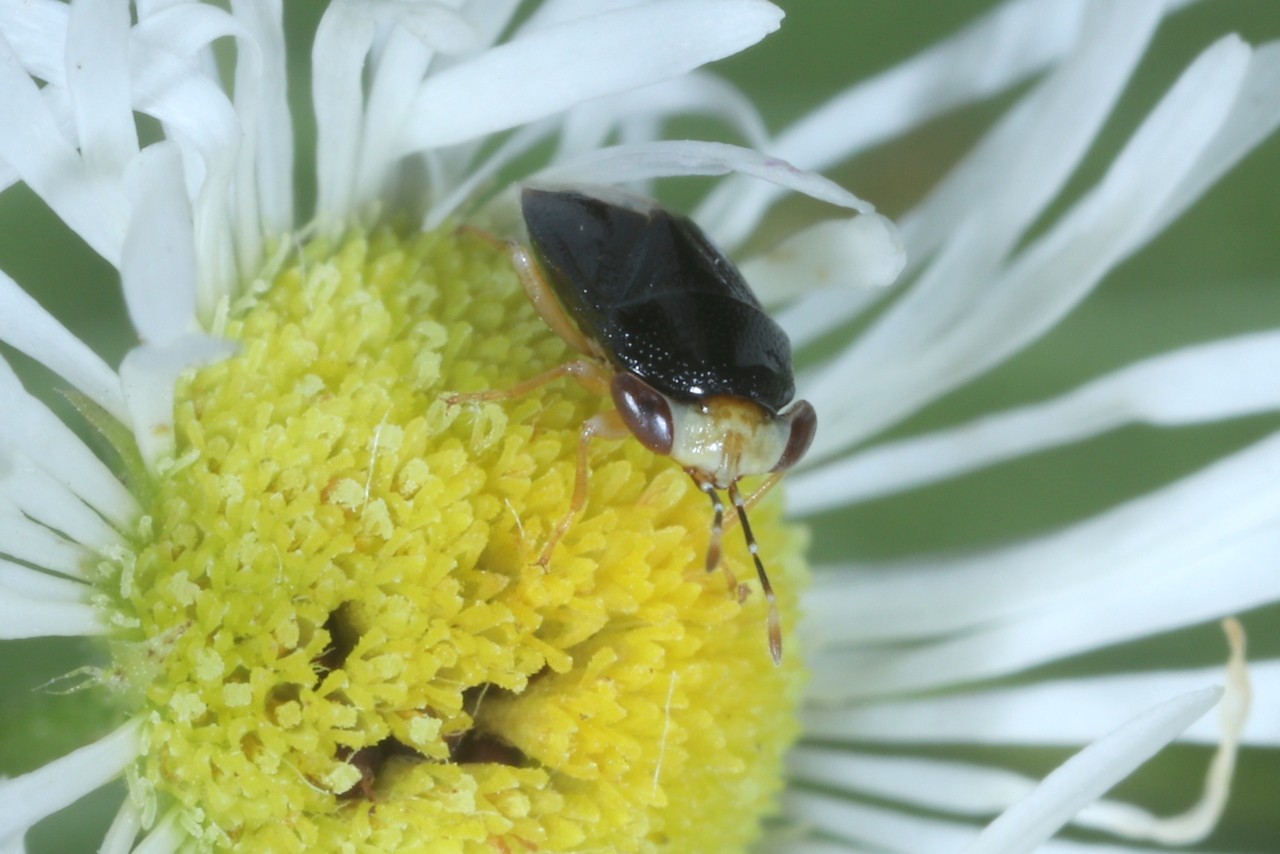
[449,185,816,664]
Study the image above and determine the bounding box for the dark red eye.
[772,399,816,472]
[611,373,674,455]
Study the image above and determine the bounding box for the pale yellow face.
[666,396,791,488]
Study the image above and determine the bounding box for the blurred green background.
[1,1,1277,850]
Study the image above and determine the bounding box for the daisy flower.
[0,2,1277,853]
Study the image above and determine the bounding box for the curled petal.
[961,687,1223,853]
[745,215,905,310]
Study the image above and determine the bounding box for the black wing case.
[522,187,795,413]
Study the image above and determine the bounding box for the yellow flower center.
[107,227,807,852]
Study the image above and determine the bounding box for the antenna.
[730,481,782,666]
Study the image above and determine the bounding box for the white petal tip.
[120,335,238,467]
[843,213,907,288]
[742,213,906,305]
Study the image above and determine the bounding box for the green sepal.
[61,388,157,512]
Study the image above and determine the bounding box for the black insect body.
[452,185,816,664]
[520,187,797,413]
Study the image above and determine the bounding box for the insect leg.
[538,408,630,566]
[729,480,782,666]
[723,471,783,533]
[508,242,597,357]
[444,359,611,406]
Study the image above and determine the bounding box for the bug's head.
[609,372,816,665]
[609,372,816,488]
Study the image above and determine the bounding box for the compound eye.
[772,399,816,472]
[611,373,674,455]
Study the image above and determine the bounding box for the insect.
[452,185,816,664]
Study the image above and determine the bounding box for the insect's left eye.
[611,373,675,455]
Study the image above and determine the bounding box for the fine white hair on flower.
[0,0,1278,852]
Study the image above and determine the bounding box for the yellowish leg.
[507,242,598,357]
[538,408,631,566]
[444,359,611,406]
[458,223,596,356]
[443,358,617,568]
[451,229,625,569]
[723,470,783,533]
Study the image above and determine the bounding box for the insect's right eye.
[772,400,816,473]
[611,373,675,455]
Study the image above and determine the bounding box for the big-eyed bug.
[451,185,816,664]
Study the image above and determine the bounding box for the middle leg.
[538,407,631,567]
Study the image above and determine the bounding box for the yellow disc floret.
[107,227,807,852]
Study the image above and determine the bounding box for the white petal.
[698,0,1147,249]
[961,687,1221,854]
[801,659,1280,749]
[375,13,498,216]
[1070,619,1248,845]
[0,269,128,422]
[323,3,480,219]
[745,215,905,310]
[789,747,1035,817]
[518,0,648,33]
[807,523,1278,700]
[802,429,1280,652]
[449,70,771,220]
[791,330,1280,512]
[20,0,242,210]
[774,285,884,349]
[0,356,137,529]
[386,2,478,54]
[791,746,1244,845]
[130,810,183,854]
[0,0,69,83]
[556,71,770,163]
[0,559,89,601]
[0,720,140,841]
[354,20,450,216]
[892,1,1162,279]
[1142,39,1280,254]
[312,0,378,223]
[66,0,137,176]
[402,0,782,150]
[0,496,94,578]
[0,452,125,550]
[129,6,244,312]
[455,0,521,48]
[532,140,876,216]
[0,592,103,638]
[785,0,1165,350]
[424,121,556,230]
[0,28,127,263]
[222,2,269,278]
[784,791,980,853]
[806,35,1256,462]
[99,799,141,854]
[770,840,865,854]
[122,142,199,345]
[119,334,237,467]
[226,0,294,239]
